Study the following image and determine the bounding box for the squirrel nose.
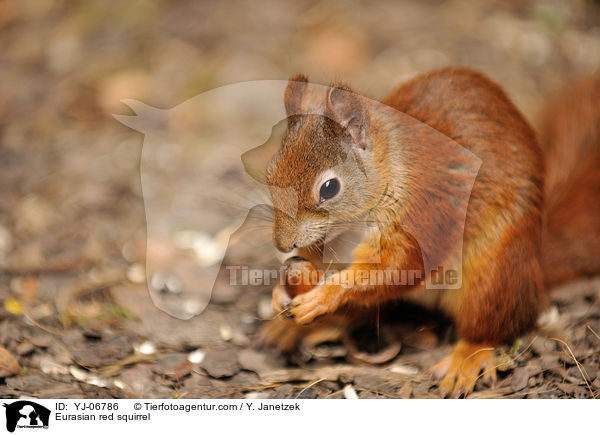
[274,234,298,253]
[276,244,294,253]
[273,234,295,253]
[272,213,299,252]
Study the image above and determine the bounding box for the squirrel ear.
[284,74,308,117]
[326,85,369,150]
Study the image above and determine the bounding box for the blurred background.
[1,0,599,398]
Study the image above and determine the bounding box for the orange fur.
[383,68,546,345]
[538,71,600,286]
[262,68,600,397]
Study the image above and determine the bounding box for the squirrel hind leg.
[256,317,303,352]
[431,340,497,398]
[256,315,349,353]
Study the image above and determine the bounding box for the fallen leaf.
[4,299,23,315]
[0,346,21,377]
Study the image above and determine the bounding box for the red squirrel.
[260,67,600,397]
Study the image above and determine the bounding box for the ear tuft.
[284,74,309,116]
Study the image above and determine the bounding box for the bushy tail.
[540,71,600,286]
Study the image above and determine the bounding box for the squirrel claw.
[271,283,292,313]
[431,340,497,398]
[288,284,340,325]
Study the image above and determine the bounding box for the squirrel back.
[538,72,600,286]
[384,68,600,289]
[383,68,546,342]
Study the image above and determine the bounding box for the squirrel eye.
[319,178,341,201]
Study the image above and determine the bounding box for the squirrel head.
[266,74,384,253]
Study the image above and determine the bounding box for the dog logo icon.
[3,401,50,432]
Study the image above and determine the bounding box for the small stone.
[39,356,68,375]
[126,263,146,284]
[68,366,108,387]
[219,324,233,342]
[511,367,529,392]
[201,349,240,378]
[230,371,260,387]
[68,335,132,367]
[182,298,203,316]
[343,384,359,399]
[134,341,156,355]
[86,377,109,388]
[119,364,154,396]
[187,349,206,364]
[153,353,190,379]
[69,366,89,381]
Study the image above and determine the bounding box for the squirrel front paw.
[288,284,342,324]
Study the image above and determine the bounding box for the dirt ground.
[1,0,600,399]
